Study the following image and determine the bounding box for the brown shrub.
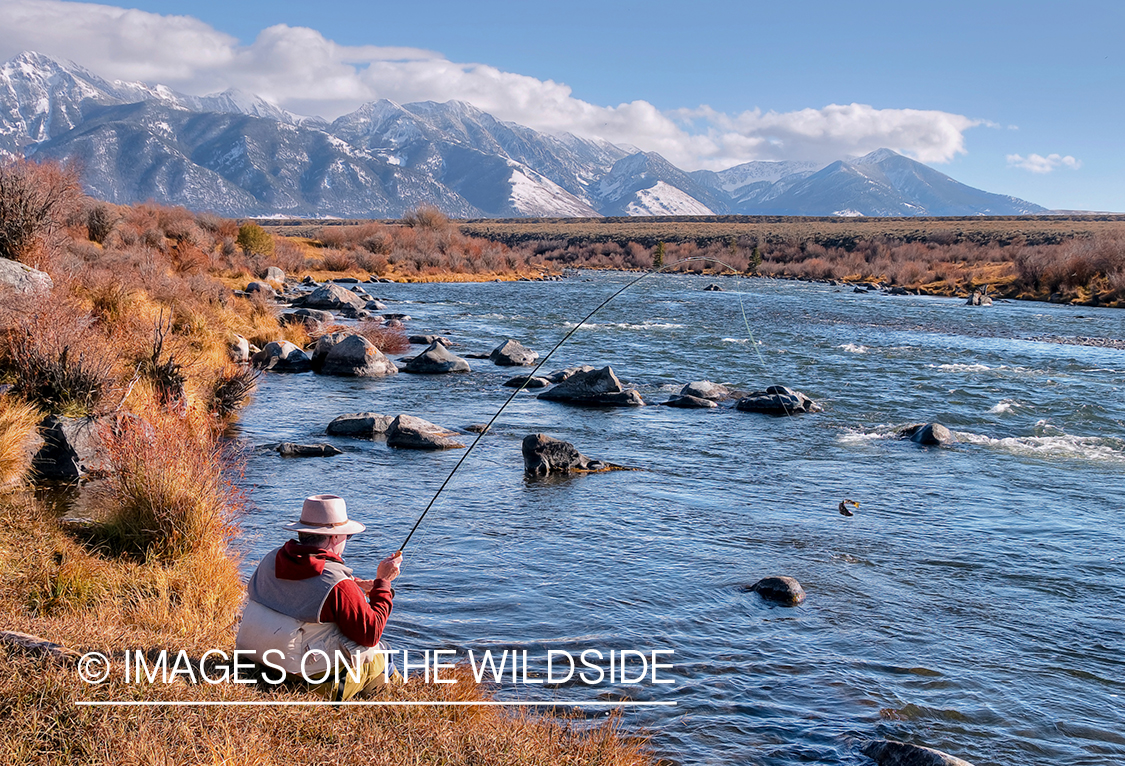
[357,322,410,353]
[0,158,83,265]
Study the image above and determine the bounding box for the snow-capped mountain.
[0,51,1046,218]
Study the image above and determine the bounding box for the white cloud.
[1006,153,1082,174]
[0,0,989,170]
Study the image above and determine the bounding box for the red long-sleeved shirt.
[274,540,393,647]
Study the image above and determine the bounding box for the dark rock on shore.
[228,334,250,363]
[662,394,718,409]
[386,415,465,450]
[32,415,105,480]
[735,385,820,415]
[266,442,343,457]
[280,308,334,326]
[402,341,471,374]
[326,412,396,437]
[899,422,956,446]
[318,334,398,377]
[538,366,644,407]
[490,339,539,366]
[245,281,276,297]
[503,375,550,389]
[294,283,367,311]
[522,433,612,476]
[744,576,806,606]
[680,380,731,401]
[251,341,312,373]
[862,740,975,766]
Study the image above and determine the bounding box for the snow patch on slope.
[508,164,599,217]
[625,181,714,216]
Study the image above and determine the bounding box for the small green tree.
[748,245,763,274]
[236,222,274,257]
[653,241,665,270]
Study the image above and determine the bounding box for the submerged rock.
[744,576,806,606]
[326,412,396,437]
[402,341,471,374]
[899,422,956,446]
[538,366,644,407]
[703,283,724,292]
[318,334,398,377]
[502,375,551,389]
[251,341,312,373]
[662,394,719,409]
[490,339,539,366]
[862,740,975,766]
[386,415,465,450]
[464,423,491,434]
[680,380,731,401]
[735,385,820,415]
[267,442,343,457]
[522,433,610,476]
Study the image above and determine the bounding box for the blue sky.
[2,0,1121,210]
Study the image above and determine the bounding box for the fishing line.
[397,257,776,553]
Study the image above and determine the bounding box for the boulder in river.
[326,412,396,437]
[409,334,452,346]
[537,366,644,407]
[662,394,719,409]
[521,433,616,476]
[899,422,956,446]
[265,442,343,457]
[251,341,312,373]
[295,283,367,312]
[744,576,806,606]
[318,334,398,377]
[544,365,596,384]
[365,299,388,311]
[386,415,465,450]
[680,380,731,401]
[703,283,724,292]
[862,740,975,766]
[402,341,471,374]
[735,385,820,415]
[490,339,539,366]
[0,257,53,293]
[966,289,993,307]
[503,375,551,389]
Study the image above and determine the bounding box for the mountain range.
[0,51,1045,219]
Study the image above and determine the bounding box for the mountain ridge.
[0,51,1045,219]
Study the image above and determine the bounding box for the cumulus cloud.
[0,0,988,169]
[1006,153,1082,173]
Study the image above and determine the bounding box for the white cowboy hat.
[282,494,366,536]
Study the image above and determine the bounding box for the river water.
[233,273,1125,766]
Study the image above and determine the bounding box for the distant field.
[455,215,1125,249]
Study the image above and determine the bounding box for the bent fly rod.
[396,257,771,554]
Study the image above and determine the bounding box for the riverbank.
[0,163,650,765]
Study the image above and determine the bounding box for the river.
[233,272,1125,765]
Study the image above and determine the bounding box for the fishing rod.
[396,257,771,554]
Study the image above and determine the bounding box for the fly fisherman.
[236,494,403,700]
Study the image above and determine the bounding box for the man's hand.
[352,577,375,594]
[375,551,403,583]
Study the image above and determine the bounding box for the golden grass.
[0,396,41,488]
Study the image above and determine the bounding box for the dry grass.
[0,396,41,488]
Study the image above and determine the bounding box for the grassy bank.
[458,216,1125,306]
[0,159,650,766]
